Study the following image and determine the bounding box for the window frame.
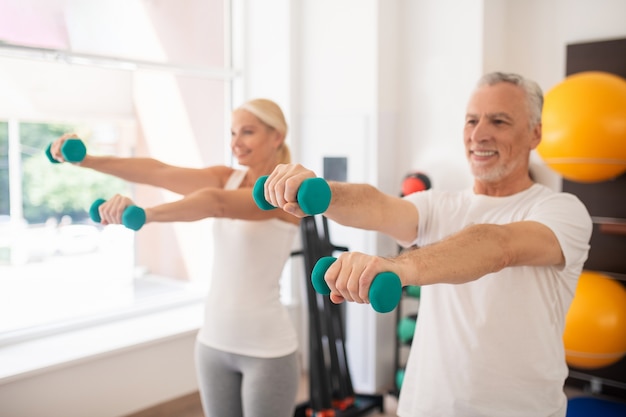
[0,0,240,347]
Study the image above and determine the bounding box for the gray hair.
[476,72,544,129]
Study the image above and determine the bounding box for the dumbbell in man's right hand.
[311,256,403,313]
[253,175,331,215]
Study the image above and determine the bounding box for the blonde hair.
[237,98,291,164]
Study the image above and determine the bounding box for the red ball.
[402,172,431,196]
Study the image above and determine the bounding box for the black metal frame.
[292,216,384,417]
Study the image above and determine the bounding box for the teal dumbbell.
[311,256,402,313]
[252,175,331,216]
[396,368,405,390]
[89,198,146,231]
[405,285,421,299]
[45,139,87,163]
[397,314,417,344]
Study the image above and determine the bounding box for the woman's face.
[230,109,281,167]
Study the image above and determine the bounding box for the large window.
[0,121,134,334]
[0,0,235,343]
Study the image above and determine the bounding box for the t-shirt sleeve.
[396,189,469,249]
[396,191,430,248]
[526,192,593,269]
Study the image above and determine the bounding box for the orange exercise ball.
[563,271,626,369]
[538,71,626,183]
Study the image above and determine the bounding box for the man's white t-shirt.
[396,184,592,417]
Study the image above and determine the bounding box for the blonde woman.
[50,99,301,417]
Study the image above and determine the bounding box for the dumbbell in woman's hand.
[89,198,146,231]
[311,256,402,313]
[252,175,331,215]
[45,138,87,163]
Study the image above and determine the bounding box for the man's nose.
[469,119,492,142]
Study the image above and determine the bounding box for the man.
[263,72,592,416]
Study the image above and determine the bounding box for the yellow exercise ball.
[563,271,626,369]
[538,71,626,183]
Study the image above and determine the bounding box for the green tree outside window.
[6,122,128,224]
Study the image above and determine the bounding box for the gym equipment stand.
[292,216,384,417]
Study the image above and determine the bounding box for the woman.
[49,99,301,417]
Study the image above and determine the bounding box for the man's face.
[464,82,541,185]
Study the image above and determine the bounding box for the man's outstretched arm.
[264,163,419,243]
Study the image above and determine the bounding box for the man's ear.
[530,123,542,150]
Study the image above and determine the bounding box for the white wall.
[492,0,626,89]
[235,0,292,140]
[397,0,481,192]
[1,334,198,417]
[0,303,205,417]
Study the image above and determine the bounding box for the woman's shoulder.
[198,165,240,188]
[203,165,237,175]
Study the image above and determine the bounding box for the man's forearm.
[393,224,510,287]
[393,219,568,287]
[326,182,419,243]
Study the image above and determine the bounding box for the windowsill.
[0,300,204,385]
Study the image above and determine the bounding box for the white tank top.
[196,169,299,357]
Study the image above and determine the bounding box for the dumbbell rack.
[292,215,384,417]
[392,172,429,396]
[391,279,421,397]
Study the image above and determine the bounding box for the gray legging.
[195,341,300,417]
